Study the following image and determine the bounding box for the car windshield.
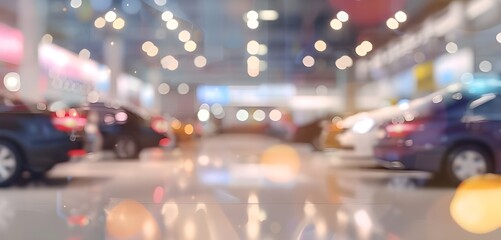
[2,1,501,239]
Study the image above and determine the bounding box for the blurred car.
[312,116,344,150]
[375,80,501,184]
[83,102,172,159]
[0,96,83,186]
[336,106,402,158]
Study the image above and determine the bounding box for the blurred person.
[84,111,102,160]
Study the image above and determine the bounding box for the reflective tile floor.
[0,134,500,240]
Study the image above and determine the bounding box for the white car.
[337,106,402,158]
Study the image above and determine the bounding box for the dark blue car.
[375,80,501,184]
[0,96,83,187]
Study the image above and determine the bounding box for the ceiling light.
[386,18,399,30]
[337,11,349,22]
[104,11,117,22]
[162,11,173,21]
[259,10,279,21]
[314,40,327,52]
[395,11,407,22]
[303,56,315,67]
[166,19,179,30]
[330,19,342,30]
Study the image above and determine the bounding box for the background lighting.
[337,11,349,22]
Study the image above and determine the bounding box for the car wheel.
[0,141,23,187]
[444,144,493,185]
[114,136,139,159]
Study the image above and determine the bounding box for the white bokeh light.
[184,41,197,52]
[386,18,399,30]
[395,11,407,22]
[479,60,492,72]
[269,109,282,122]
[104,11,117,22]
[178,30,191,42]
[303,56,315,67]
[158,83,170,95]
[337,11,349,22]
[236,109,249,121]
[197,109,210,122]
[70,0,82,8]
[446,42,458,54]
[194,56,207,68]
[3,72,20,92]
[162,11,174,21]
[166,19,179,30]
[253,110,266,122]
[330,19,342,30]
[314,40,327,52]
[177,83,190,95]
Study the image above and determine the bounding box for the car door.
[463,93,501,143]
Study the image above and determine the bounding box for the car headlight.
[352,118,375,134]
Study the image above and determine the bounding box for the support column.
[103,36,124,101]
[147,68,162,114]
[18,0,47,102]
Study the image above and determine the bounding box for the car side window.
[468,94,501,120]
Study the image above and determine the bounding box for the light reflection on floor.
[0,134,499,239]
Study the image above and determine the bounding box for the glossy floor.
[0,134,499,240]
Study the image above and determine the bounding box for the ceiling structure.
[1,0,453,85]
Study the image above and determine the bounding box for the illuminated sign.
[0,24,23,65]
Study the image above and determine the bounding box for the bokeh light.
[450,174,501,234]
[79,49,90,59]
[194,56,207,68]
[258,44,268,55]
[303,56,315,67]
[479,60,492,72]
[446,42,458,54]
[247,19,259,29]
[112,18,125,30]
[154,0,167,6]
[184,124,194,135]
[395,11,407,22]
[253,109,266,122]
[161,55,179,71]
[184,41,197,52]
[247,40,260,55]
[386,18,399,30]
[337,11,349,22]
[70,0,82,9]
[166,19,179,30]
[197,109,210,122]
[177,83,190,95]
[158,83,170,95]
[330,19,342,30]
[259,10,279,21]
[178,30,191,42]
[236,109,249,121]
[3,72,20,92]
[106,199,158,239]
[260,144,301,183]
[269,109,282,121]
[162,11,174,21]
[94,17,106,28]
[314,40,327,52]
[104,11,117,23]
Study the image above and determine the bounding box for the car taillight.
[385,122,422,138]
[51,108,87,132]
[159,138,171,147]
[151,117,169,134]
[68,149,86,157]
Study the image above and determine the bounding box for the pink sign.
[0,23,23,65]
